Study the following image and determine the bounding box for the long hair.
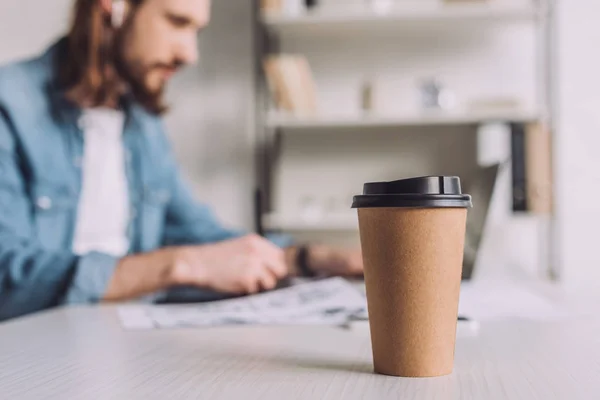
[58,0,166,114]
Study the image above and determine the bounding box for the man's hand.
[170,234,288,294]
[304,245,364,277]
[103,236,360,303]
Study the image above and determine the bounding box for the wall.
[164,0,257,230]
[0,0,71,64]
[555,0,600,292]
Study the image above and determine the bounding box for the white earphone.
[111,0,126,28]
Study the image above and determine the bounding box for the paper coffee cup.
[352,176,472,377]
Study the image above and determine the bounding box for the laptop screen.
[462,163,501,280]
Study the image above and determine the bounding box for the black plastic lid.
[352,176,472,209]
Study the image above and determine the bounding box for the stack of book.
[263,55,318,116]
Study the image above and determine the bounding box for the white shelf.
[267,109,540,130]
[263,213,358,232]
[262,3,539,33]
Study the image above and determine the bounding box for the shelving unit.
[254,0,555,277]
[267,109,540,130]
[262,3,539,33]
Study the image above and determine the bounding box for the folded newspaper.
[118,278,368,330]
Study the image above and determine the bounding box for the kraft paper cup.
[352,176,472,377]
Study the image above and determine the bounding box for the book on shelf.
[263,57,293,111]
[263,54,318,115]
[260,0,282,13]
[511,123,528,212]
[525,122,553,215]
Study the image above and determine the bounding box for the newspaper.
[118,278,367,330]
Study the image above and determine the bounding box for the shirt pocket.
[31,183,77,250]
[139,183,171,252]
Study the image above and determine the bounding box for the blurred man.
[0,0,362,320]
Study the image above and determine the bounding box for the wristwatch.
[296,245,316,277]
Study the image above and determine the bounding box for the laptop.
[462,163,501,280]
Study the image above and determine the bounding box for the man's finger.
[250,236,287,278]
[257,268,278,292]
[242,267,262,294]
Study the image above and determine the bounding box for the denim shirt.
[0,41,288,320]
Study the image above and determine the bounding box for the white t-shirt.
[72,108,130,257]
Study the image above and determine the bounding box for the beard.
[112,31,169,115]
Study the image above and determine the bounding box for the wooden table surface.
[0,306,599,399]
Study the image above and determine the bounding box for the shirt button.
[36,196,52,210]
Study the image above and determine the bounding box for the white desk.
[0,306,599,399]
